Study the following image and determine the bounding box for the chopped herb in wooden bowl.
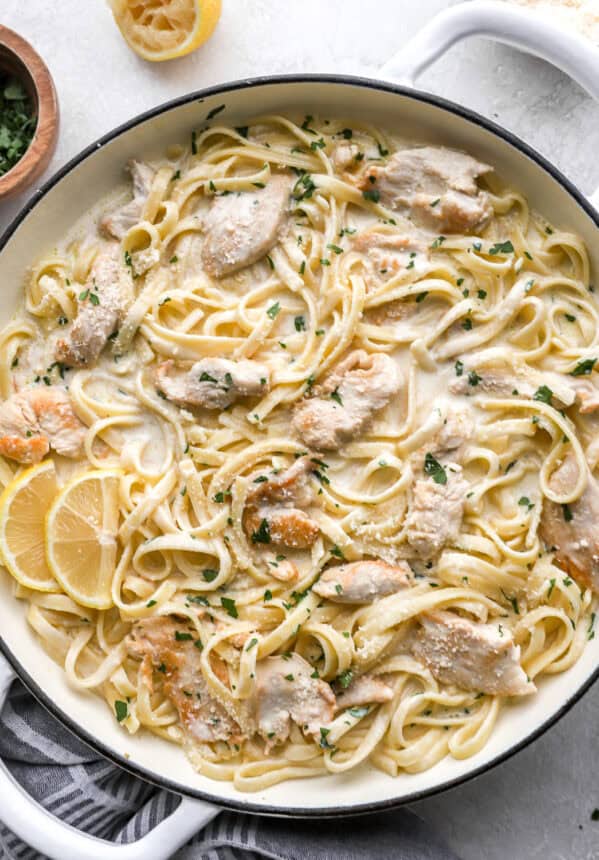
[0,74,37,177]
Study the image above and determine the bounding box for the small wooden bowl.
[0,26,59,199]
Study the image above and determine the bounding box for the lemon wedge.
[108,0,221,62]
[0,460,60,592]
[46,470,122,609]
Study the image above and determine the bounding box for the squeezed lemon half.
[108,0,222,62]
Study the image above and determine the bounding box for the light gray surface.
[1,1,598,858]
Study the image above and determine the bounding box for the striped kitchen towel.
[0,679,460,860]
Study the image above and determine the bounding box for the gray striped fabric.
[0,680,460,860]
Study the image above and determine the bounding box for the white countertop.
[2,2,599,858]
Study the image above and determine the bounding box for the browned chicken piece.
[252,654,335,748]
[242,457,320,549]
[127,617,245,744]
[433,405,472,455]
[155,357,270,410]
[335,674,394,711]
[404,468,468,559]
[413,610,535,696]
[292,350,403,451]
[539,451,599,592]
[56,245,133,367]
[571,379,599,414]
[0,388,86,464]
[201,175,290,278]
[449,365,576,408]
[100,160,155,240]
[268,558,300,583]
[313,560,411,604]
[353,231,429,286]
[331,141,361,173]
[358,146,492,234]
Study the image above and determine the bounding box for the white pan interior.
[0,78,598,813]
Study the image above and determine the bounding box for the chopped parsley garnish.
[341,128,353,139]
[251,518,271,544]
[301,115,316,133]
[199,371,218,383]
[319,727,334,749]
[547,578,556,599]
[169,255,178,264]
[518,496,534,511]
[330,387,343,406]
[424,453,447,485]
[533,385,553,404]
[265,254,275,270]
[235,126,249,138]
[146,599,157,608]
[570,358,596,377]
[462,317,473,331]
[488,240,514,255]
[202,568,219,582]
[327,243,343,255]
[431,236,446,249]
[264,589,272,601]
[562,503,573,522]
[320,258,331,266]
[336,669,353,689]
[468,370,481,387]
[221,597,238,618]
[310,137,326,151]
[500,588,520,615]
[246,637,258,651]
[175,631,193,641]
[565,313,576,322]
[294,315,306,331]
[330,545,345,559]
[292,171,316,202]
[266,301,280,319]
[416,291,428,303]
[114,700,128,722]
[348,707,369,719]
[455,360,464,377]
[477,289,487,300]
[191,130,197,155]
[362,189,380,203]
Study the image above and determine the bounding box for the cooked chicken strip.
[331,141,361,173]
[404,467,468,560]
[335,674,394,711]
[252,654,335,748]
[313,560,411,604]
[0,388,86,464]
[359,146,492,234]
[242,457,320,549]
[450,364,577,408]
[292,350,403,451]
[413,610,535,696]
[540,451,599,592]
[56,245,133,367]
[155,357,270,410]
[100,160,155,240]
[353,230,429,286]
[127,617,245,744]
[201,175,290,278]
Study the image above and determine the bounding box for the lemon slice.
[108,0,221,62]
[46,470,122,609]
[0,460,60,592]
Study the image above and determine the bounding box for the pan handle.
[0,654,219,860]
[379,0,599,206]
